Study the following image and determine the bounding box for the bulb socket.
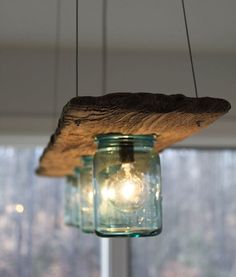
[119,141,134,163]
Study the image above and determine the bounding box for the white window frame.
[101,238,130,277]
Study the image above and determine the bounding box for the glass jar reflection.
[64,171,80,227]
[80,156,94,233]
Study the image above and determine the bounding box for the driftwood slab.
[36,93,231,177]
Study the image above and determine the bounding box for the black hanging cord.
[102,0,108,95]
[181,0,199,98]
[76,0,79,97]
[53,0,61,124]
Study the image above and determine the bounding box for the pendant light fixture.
[36,0,230,177]
[37,0,231,238]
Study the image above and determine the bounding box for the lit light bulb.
[15,204,24,213]
[105,163,148,212]
[82,182,94,205]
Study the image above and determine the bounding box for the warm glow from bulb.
[102,187,116,200]
[15,204,24,213]
[120,180,136,200]
[82,207,90,212]
[88,190,94,204]
[104,163,147,212]
[156,187,160,200]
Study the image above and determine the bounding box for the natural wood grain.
[36,93,231,177]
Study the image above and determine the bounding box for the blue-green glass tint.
[93,134,162,237]
[80,156,94,233]
[64,172,80,227]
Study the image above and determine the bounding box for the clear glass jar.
[64,171,80,227]
[93,134,162,237]
[80,156,94,233]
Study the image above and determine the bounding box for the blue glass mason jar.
[64,170,80,227]
[80,156,94,233]
[93,134,162,237]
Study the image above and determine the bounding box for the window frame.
[101,238,130,277]
[2,135,235,277]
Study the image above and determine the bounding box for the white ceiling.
[0,0,236,52]
[0,0,235,147]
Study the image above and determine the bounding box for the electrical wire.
[181,0,199,98]
[102,0,108,95]
[53,0,61,126]
[76,0,79,97]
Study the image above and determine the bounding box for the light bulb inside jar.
[82,185,94,205]
[94,134,162,237]
[104,163,148,212]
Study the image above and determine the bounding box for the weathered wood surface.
[36,93,231,177]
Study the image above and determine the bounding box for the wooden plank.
[36,93,231,177]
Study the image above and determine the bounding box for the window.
[1,147,235,277]
[0,147,100,277]
[131,149,236,277]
